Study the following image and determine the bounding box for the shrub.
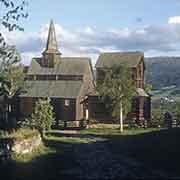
[151,108,163,127]
[22,98,55,135]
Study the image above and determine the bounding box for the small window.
[65,99,70,106]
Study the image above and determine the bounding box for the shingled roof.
[20,80,83,98]
[96,52,144,68]
[28,57,91,75]
[21,20,94,99]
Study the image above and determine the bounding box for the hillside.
[145,57,180,89]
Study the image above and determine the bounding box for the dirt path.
[60,134,167,179]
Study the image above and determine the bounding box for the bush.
[151,108,163,127]
[22,98,55,135]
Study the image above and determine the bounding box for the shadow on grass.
[0,139,83,180]
[0,128,180,179]
[102,128,180,178]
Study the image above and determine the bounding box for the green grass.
[1,127,180,179]
[80,127,160,135]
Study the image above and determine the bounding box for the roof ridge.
[96,51,144,68]
[62,57,91,59]
[101,51,143,54]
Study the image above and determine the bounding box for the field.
[0,127,180,179]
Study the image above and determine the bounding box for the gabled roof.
[20,80,83,98]
[27,57,91,75]
[19,20,95,100]
[96,52,144,68]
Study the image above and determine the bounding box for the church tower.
[42,20,61,67]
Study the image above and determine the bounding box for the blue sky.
[26,0,180,30]
[3,0,180,65]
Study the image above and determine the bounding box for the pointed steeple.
[42,20,61,67]
[44,20,61,54]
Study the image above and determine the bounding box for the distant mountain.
[145,57,180,89]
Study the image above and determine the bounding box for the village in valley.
[0,0,180,179]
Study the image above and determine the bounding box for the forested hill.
[145,57,180,89]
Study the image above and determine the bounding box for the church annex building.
[19,20,151,126]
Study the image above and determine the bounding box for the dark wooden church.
[19,20,95,125]
[19,20,151,126]
[84,52,151,126]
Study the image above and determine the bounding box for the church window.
[65,99,70,106]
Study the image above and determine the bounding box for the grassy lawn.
[0,127,179,179]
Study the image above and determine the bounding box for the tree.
[144,83,152,94]
[27,98,55,136]
[0,45,25,128]
[0,0,29,53]
[170,102,180,126]
[0,0,28,32]
[0,0,28,128]
[0,46,25,97]
[97,65,136,132]
[151,107,162,127]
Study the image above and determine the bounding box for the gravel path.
[60,135,167,179]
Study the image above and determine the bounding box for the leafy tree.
[0,0,29,100]
[0,0,28,128]
[25,98,55,136]
[0,46,25,97]
[97,64,136,132]
[0,0,29,56]
[144,83,152,94]
[0,0,28,32]
[0,45,25,128]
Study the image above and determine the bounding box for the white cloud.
[2,17,180,66]
[83,27,95,35]
[21,51,41,65]
[168,16,180,24]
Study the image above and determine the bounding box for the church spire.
[46,20,57,52]
[44,20,61,54]
[42,20,61,67]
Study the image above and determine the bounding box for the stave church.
[19,20,151,126]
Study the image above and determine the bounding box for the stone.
[12,134,41,154]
